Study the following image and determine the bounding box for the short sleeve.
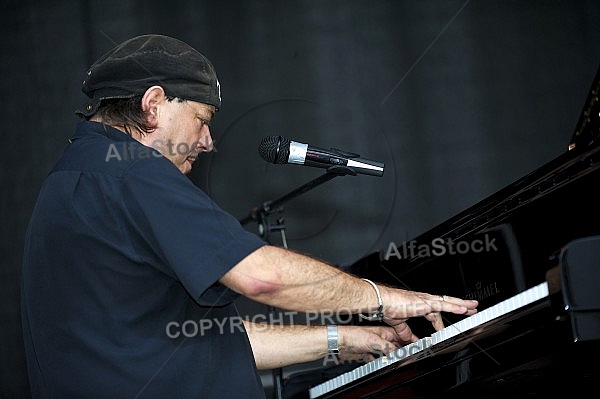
[122,157,266,305]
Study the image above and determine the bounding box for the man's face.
[153,99,215,174]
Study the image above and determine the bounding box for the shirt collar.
[70,120,137,143]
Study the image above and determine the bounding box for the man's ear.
[141,86,166,128]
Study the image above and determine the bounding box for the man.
[21,34,477,398]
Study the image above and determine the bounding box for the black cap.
[76,34,221,117]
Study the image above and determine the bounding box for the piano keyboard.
[309,281,550,398]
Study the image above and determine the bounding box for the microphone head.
[258,135,291,164]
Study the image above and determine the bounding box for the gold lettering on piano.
[464,281,500,302]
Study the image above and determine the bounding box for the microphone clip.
[326,165,358,176]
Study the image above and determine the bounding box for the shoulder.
[54,121,174,179]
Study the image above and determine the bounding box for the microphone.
[258,135,384,177]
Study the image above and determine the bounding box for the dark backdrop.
[2,0,599,397]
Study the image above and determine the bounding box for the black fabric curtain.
[2,1,599,397]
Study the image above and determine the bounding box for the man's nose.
[200,133,214,152]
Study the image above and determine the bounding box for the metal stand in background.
[239,166,356,399]
[240,166,357,240]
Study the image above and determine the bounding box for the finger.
[424,312,444,331]
[368,326,403,346]
[438,294,478,310]
[384,292,478,319]
[388,321,418,343]
[421,294,478,316]
[364,329,400,354]
[440,298,478,316]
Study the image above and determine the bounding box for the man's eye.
[197,117,211,127]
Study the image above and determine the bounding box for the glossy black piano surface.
[286,66,600,399]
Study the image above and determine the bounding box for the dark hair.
[88,95,183,135]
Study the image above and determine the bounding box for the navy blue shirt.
[21,121,267,398]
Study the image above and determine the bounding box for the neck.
[88,115,146,142]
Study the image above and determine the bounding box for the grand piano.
[297,65,600,399]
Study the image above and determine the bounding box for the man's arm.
[221,245,478,341]
[243,320,403,370]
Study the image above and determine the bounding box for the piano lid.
[378,62,600,270]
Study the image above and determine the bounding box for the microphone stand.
[239,166,356,232]
[239,166,357,399]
